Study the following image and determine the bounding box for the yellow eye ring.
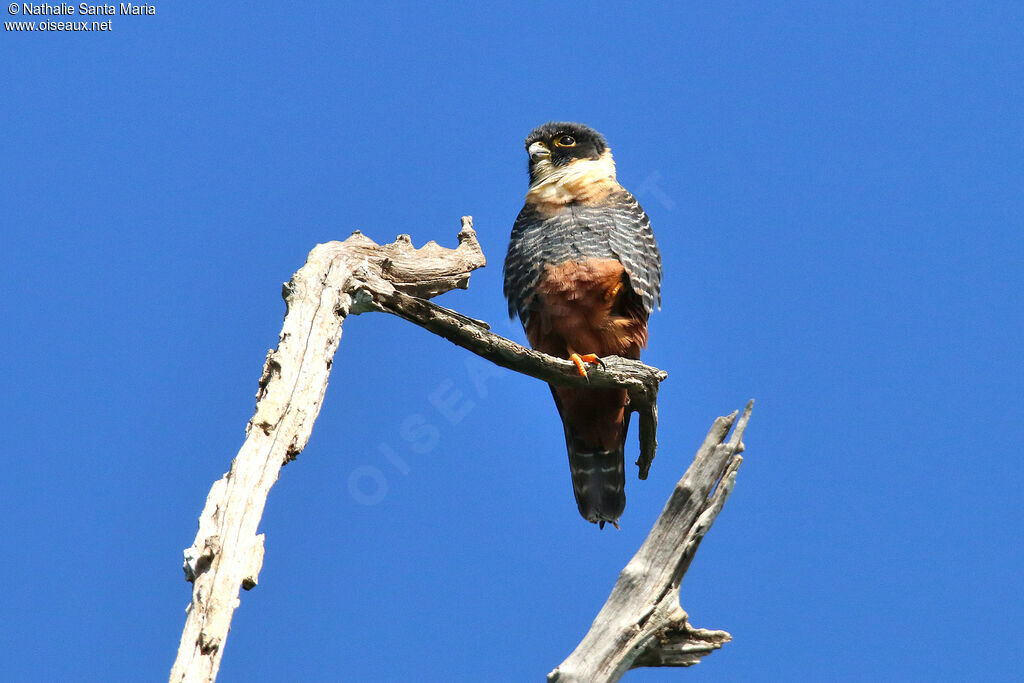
[554,135,576,147]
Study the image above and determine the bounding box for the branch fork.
[171,218,750,683]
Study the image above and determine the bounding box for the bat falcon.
[503,122,662,528]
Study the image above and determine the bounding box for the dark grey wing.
[503,202,548,323]
[601,190,662,315]
[504,203,615,325]
[504,190,662,324]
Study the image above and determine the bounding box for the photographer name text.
[15,3,155,15]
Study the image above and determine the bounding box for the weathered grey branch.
[171,220,486,682]
[171,217,672,682]
[549,400,754,682]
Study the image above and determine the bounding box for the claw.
[605,281,623,301]
[569,352,603,378]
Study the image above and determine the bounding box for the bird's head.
[524,122,611,186]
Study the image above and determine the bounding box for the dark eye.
[555,135,576,147]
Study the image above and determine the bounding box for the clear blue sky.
[2,2,1022,681]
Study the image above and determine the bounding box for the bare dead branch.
[171,220,485,682]
[172,217,740,683]
[548,400,754,682]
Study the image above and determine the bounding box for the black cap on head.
[525,122,608,168]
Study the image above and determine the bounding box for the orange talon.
[569,352,603,377]
[605,281,623,301]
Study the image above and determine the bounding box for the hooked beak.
[528,141,551,162]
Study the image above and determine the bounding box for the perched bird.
[503,122,662,528]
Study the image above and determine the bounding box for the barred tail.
[550,386,631,528]
[567,440,626,528]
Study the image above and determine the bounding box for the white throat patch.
[527,149,617,205]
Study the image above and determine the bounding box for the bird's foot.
[569,352,604,378]
[605,281,623,301]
